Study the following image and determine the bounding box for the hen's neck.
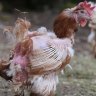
[65,9,79,24]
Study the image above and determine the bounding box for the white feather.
[67,47,74,57]
[30,73,58,96]
[88,31,95,43]
[65,64,72,70]
[7,61,21,76]
[37,26,47,33]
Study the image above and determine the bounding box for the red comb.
[78,1,95,15]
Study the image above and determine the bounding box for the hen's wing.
[28,38,73,75]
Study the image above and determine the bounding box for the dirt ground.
[0,11,96,96]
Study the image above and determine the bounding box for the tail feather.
[3,18,31,45]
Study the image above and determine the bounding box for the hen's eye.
[80,10,84,13]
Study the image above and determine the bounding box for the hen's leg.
[30,92,55,96]
[93,43,96,58]
[48,94,55,96]
[30,92,42,96]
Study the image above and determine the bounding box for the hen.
[0,1,94,96]
[87,2,96,57]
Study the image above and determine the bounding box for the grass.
[57,53,96,96]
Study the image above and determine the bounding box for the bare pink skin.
[13,70,28,83]
[12,54,29,82]
[13,54,29,69]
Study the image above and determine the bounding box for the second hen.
[87,2,96,57]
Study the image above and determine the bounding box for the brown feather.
[53,11,78,38]
[0,60,12,80]
[0,60,9,70]
[14,38,33,56]
[14,18,31,41]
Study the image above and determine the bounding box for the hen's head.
[53,1,95,38]
[73,1,95,27]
